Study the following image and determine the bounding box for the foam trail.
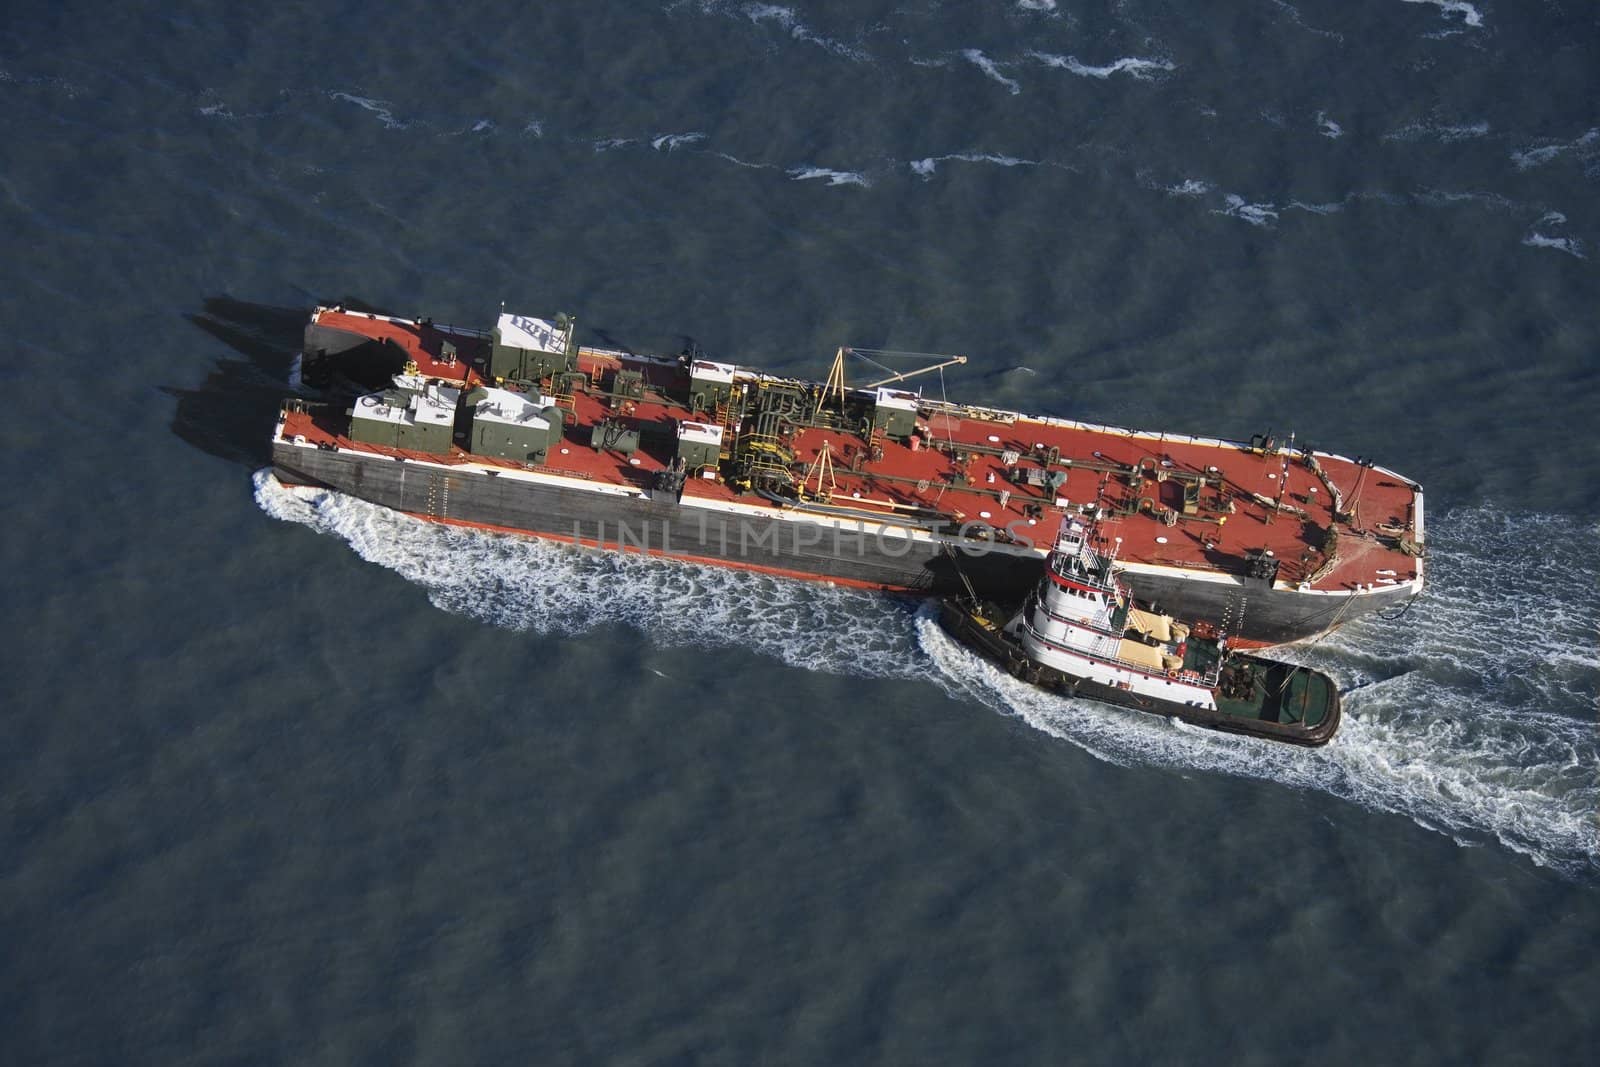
[787,165,869,187]
[254,472,926,679]
[1523,235,1585,259]
[1415,188,1517,211]
[1400,0,1484,29]
[1165,179,1212,197]
[1216,193,1279,226]
[679,2,869,60]
[714,152,777,170]
[1285,200,1345,216]
[922,505,1600,878]
[1271,1,1345,41]
[652,132,707,151]
[962,50,1021,95]
[329,92,405,129]
[910,153,1036,180]
[746,3,868,60]
[255,475,1599,877]
[1028,52,1175,80]
[1523,213,1586,259]
[1513,145,1569,170]
[1511,129,1598,172]
[1384,120,1489,143]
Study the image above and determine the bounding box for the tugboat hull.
[938,600,1341,747]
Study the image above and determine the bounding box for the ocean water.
[3,1,1598,1062]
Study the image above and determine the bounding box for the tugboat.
[939,518,1341,746]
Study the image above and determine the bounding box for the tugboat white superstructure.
[940,519,1342,745]
[1013,520,1223,709]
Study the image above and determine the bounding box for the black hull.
[271,442,1043,598]
[1117,568,1413,648]
[937,601,1341,747]
[269,439,1403,647]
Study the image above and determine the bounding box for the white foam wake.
[254,471,925,679]
[923,506,1600,878]
[1285,199,1347,215]
[961,49,1022,95]
[255,474,1600,877]
[1270,1,1345,42]
[787,165,870,187]
[714,151,777,170]
[329,92,405,129]
[1165,179,1213,197]
[1215,193,1280,227]
[910,153,1036,180]
[1523,234,1585,259]
[1384,120,1490,144]
[1028,52,1176,80]
[652,132,707,151]
[1511,129,1599,173]
[1523,212,1586,259]
[674,1,869,61]
[1400,0,1484,29]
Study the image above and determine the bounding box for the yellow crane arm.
[862,355,967,389]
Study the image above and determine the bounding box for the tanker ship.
[270,304,1425,647]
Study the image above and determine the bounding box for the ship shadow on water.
[170,295,694,471]
[168,295,399,467]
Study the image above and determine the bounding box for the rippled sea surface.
[4,2,1598,1063]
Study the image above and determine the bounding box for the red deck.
[286,309,1422,594]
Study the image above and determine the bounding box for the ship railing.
[1136,552,1306,586]
[1020,618,1210,684]
[1031,593,1125,643]
[537,466,594,481]
[577,346,626,366]
[915,394,1297,459]
[427,321,493,339]
[1032,589,1208,685]
[314,305,493,339]
[1049,549,1112,588]
[952,381,1417,496]
[1020,618,1159,677]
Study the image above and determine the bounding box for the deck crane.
[819,346,969,406]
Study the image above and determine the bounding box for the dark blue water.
[4,2,1598,1062]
